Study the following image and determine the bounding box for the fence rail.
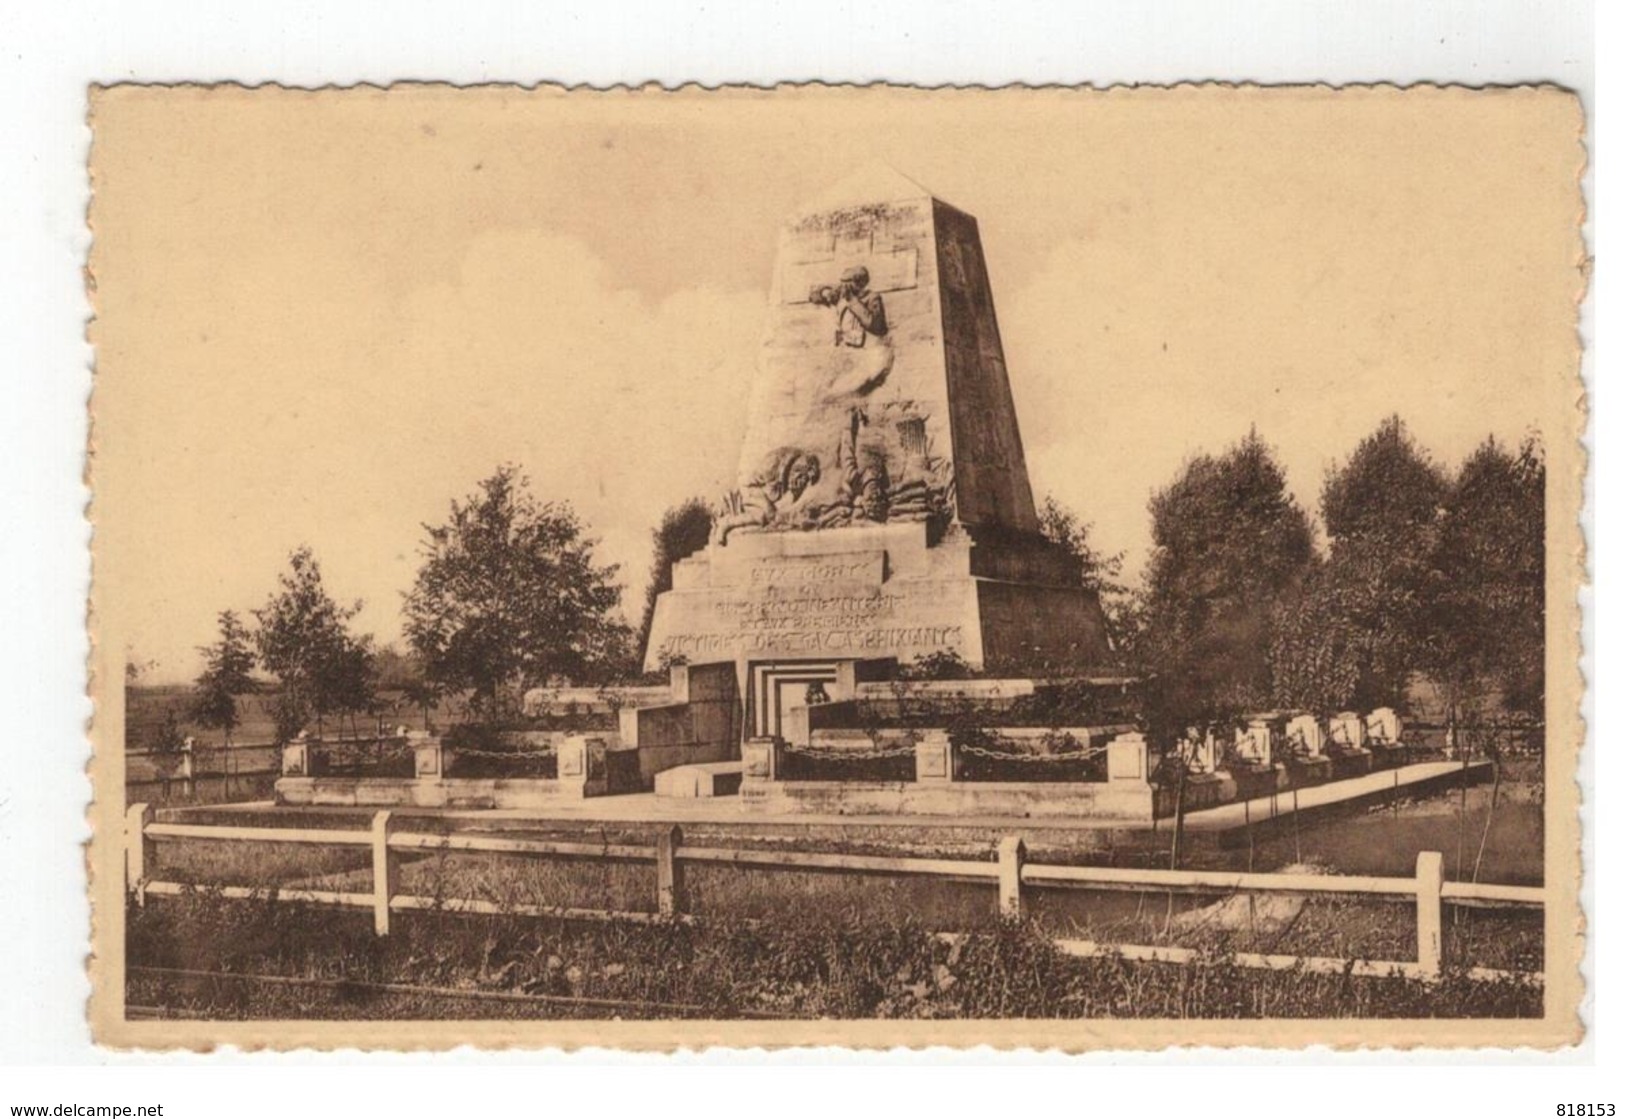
[125,803,1544,986]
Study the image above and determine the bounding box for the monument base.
[644,521,1112,674]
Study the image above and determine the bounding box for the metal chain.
[451,746,559,759]
[777,742,916,761]
[957,742,1108,763]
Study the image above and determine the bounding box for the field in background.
[124,684,463,752]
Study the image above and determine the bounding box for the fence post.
[998,836,1026,919]
[372,810,398,936]
[657,824,685,918]
[125,802,155,906]
[1415,850,1444,979]
[180,740,196,798]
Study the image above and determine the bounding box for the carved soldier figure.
[713,447,823,544]
[834,264,887,347]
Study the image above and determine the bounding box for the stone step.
[653,761,744,799]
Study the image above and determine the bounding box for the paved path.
[1178,760,1490,833]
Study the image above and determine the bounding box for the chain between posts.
[956,742,1109,763]
[450,746,560,759]
[776,742,916,761]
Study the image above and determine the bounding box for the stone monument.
[644,165,1112,682]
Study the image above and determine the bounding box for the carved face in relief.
[781,452,821,502]
[856,477,889,522]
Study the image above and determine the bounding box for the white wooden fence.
[124,803,1544,985]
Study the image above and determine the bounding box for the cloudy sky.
[90,86,1583,681]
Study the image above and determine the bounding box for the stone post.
[741,736,779,782]
[281,732,314,777]
[410,731,445,778]
[1415,850,1444,979]
[371,810,398,937]
[657,825,685,918]
[125,802,155,905]
[997,836,1027,919]
[558,735,608,798]
[914,729,954,784]
[1106,732,1148,783]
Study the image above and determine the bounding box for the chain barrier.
[451,746,559,760]
[957,741,1108,763]
[777,741,916,761]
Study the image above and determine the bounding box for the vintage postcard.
[86,83,1586,1050]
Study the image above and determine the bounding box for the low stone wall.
[741,728,1155,820]
[740,778,1156,821]
[276,776,588,810]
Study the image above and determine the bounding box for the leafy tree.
[1038,495,1126,597]
[189,610,258,746]
[403,464,631,718]
[400,676,445,732]
[1138,431,1313,732]
[253,546,375,738]
[1267,560,1362,712]
[371,644,421,691]
[270,689,311,746]
[1036,494,1141,656]
[1430,435,1545,719]
[636,497,713,660]
[1313,415,1448,710]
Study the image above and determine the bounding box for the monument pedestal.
[645,520,1111,674]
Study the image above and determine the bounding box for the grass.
[126,893,1540,1020]
[132,828,1543,1020]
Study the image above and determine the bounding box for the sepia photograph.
[85,82,1584,1051]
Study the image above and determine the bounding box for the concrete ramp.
[654,762,744,799]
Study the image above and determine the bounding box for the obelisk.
[643,165,1111,673]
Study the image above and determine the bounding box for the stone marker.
[1366,707,1402,746]
[1235,720,1273,766]
[644,165,1112,675]
[1285,713,1324,757]
[1329,711,1366,750]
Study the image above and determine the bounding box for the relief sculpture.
[808,264,895,399]
[715,398,955,542]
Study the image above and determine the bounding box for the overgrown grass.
[131,832,1542,1020]
[126,892,1540,1020]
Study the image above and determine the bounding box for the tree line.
[1074,417,1544,739]
[170,416,1543,746]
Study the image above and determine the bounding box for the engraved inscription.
[746,553,884,587]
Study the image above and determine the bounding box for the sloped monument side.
[645,166,1112,672]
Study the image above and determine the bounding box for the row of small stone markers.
[1185,707,1403,773]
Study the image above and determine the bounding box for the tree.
[1138,431,1314,732]
[190,610,258,746]
[403,465,631,718]
[253,546,375,738]
[1312,415,1448,710]
[1267,560,1362,712]
[1430,435,1545,719]
[636,497,713,660]
[1037,494,1137,655]
[400,676,445,732]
